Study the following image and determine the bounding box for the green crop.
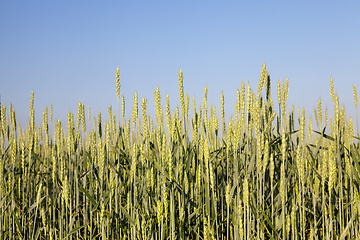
[0,64,359,239]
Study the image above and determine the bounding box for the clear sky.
[1,0,359,131]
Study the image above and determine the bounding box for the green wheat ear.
[116,67,121,101]
[354,83,358,109]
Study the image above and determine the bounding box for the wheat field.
[0,64,359,239]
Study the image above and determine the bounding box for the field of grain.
[0,64,359,239]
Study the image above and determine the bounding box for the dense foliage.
[1,65,360,239]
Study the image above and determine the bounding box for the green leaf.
[78,167,95,180]
[78,181,97,207]
[313,128,334,141]
[120,205,135,225]
[64,225,85,239]
[260,208,278,240]
[312,127,325,157]
[27,196,46,213]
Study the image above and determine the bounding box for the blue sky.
[1,0,359,131]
